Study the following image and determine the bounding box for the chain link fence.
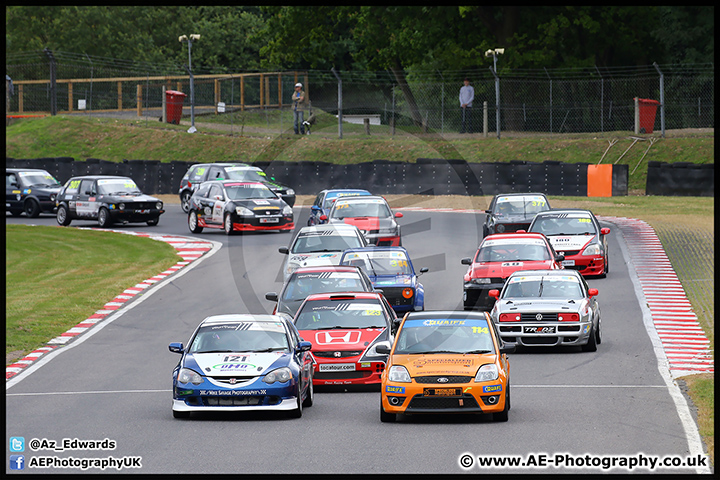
[6,50,714,136]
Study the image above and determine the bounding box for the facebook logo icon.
[10,455,25,470]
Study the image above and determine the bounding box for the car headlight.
[118,203,125,210]
[388,365,411,383]
[263,367,292,384]
[475,364,499,382]
[286,263,299,275]
[286,189,295,196]
[236,206,254,216]
[582,243,603,256]
[50,193,57,201]
[156,202,163,210]
[472,278,492,285]
[282,205,293,216]
[177,368,204,385]
[496,224,505,233]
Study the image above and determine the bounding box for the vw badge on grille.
[334,351,342,358]
[536,313,543,321]
[437,377,449,383]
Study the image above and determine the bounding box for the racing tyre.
[56,204,72,226]
[24,199,41,218]
[97,207,112,228]
[595,319,602,345]
[302,377,314,407]
[147,218,159,226]
[287,390,303,418]
[172,410,190,419]
[180,191,192,213]
[223,213,236,235]
[380,399,396,423]
[188,211,203,233]
[582,325,598,352]
[493,385,510,422]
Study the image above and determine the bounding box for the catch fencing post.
[331,67,343,139]
[653,62,665,138]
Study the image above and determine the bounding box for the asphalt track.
[5,205,712,474]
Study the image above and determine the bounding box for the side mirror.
[555,254,565,262]
[461,257,472,265]
[484,210,492,214]
[168,342,184,354]
[488,289,500,299]
[588,288,599,297]
[278,247,289,254]
[319,214,327,221]
[375,344,391,355]
[419,267,429,274]
[600,227,610,235]
[214,195,223,201]
[311,205,320,212]
[265,292,278,302]
[500,344,516,354]
[296,341,312,352]
[395,212,403,218]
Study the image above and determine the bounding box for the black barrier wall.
[6,157,634,197]
[646,161,714,196]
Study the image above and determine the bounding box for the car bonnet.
[393,353,494,377]
[189,351,289,376]
[300,328,385,352]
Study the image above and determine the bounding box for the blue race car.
[169,314,314,419]
[307,188,372,226]
[340,246,428,313]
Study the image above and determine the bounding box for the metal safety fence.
[6,50,714,137]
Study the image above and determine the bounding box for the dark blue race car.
[340,246,428,313]
[307,188,372,226]
[169,314,314,419]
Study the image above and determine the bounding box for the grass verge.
[5,224,180,364]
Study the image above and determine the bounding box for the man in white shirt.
[459,78,474,134]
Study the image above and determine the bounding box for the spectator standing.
[459,77,474,134]
[292,82,306,134]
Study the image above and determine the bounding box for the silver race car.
[488,269,601,352]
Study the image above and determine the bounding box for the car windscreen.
[475,238,551,262]
[495,195,549,215]
[342,250,412,275]
[394,318,495,355]
[97,178,142,195]
[224,183,277,200]
[17,171,61,187]
[295,299,387,330]
[189,322,289,353]
[224,167,267,183]
[331,200,391,219]
[531,214,596,236]
[282,272,367,301]
[502,274,584,299]
[323,192,371,210]
[291,232,364,253]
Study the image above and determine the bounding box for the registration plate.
[562,259,575,266]
[259,217,280,223]
[136,209,149,214]
[423,388,461,397]
[524,326,555,334]
[318,363,355,372]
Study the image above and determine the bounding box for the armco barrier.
[646,161,714,196]
[6,157,636,197]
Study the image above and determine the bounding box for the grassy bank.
[5,114,714,192]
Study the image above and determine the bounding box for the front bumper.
[232,216,295,231]
[498,321,592,347]
[365,233,401,247]
[172,378,299,413]
[381,380,507,415]
[463,281,505,310]
[109,208,164,223]
[560,254,606,276]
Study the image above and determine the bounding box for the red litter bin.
[637,98,660,134]
[165,90,186,125]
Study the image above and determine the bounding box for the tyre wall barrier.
[645,161,714,196]
[6,157,634,197]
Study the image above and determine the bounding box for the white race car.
[279,224,368,282]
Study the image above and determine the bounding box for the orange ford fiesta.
[377,311,514,422]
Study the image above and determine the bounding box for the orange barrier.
[6,114,48,118]
[587,164,613,197]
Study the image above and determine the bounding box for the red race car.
[324,195,403,246]
[292,292,397,386]
[461,232,564,311]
